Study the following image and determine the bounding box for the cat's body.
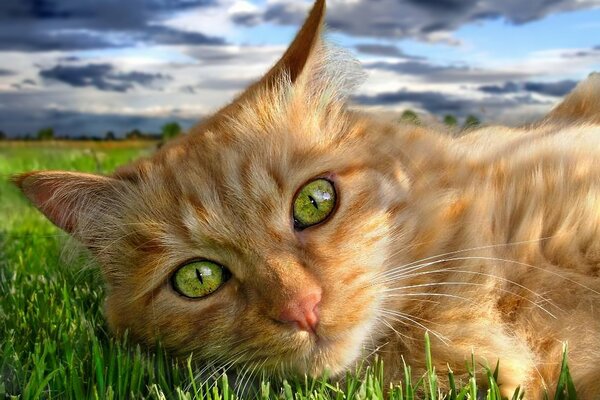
[378,120,600,397]
[13,0,600,397]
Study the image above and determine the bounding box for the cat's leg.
[379,319,541,397]
[427,323,538,398]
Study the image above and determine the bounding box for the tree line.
[0,112,482,142]
[0,122,184,142]
[399,110,482,133]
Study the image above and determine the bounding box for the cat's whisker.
[237,356,266,398]
[383,255,600,296]
[376,235,562,279]
[196,356,234,389]
[201,349,249,389]
[362,337,391,361]
[379,267,562,313]
[192,351,230,384]
[233,360,251,396]
[232,348,263,395]
[378,311,450,345]
[381,292,473,303]
[382,280,558,319]
[377,308,443,327]
[386,297,441,305]
[378,318,416,344]
[374,254,595,315]
[196,339,244,378]
[236,356,260,398]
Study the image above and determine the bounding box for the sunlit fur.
[13,0,600,397]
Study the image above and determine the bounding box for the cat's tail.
[542,72,600,125]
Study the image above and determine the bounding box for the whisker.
[379,267,562,313]
[382,292,473,303]
[382,280,558,319]
[379,318,416,343]
[376,235,562,279]
[377,308,443,327]
[387,255,600,296]
[378,311,450,345]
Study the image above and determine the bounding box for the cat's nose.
[277,290,322,333]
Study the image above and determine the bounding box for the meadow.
[0,141,576,399]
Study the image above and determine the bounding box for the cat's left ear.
[223,0,326,107]
[254,0,326,88]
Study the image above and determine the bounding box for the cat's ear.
[257,0,326,87]
[12,171,124,240]
[226,0,325,105]
[542,73,600,125]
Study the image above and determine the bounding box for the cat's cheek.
[104,280,241,353]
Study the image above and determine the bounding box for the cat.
[13,0,600,397]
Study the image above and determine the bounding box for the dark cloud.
[523,80,577,96]
[10,79,37,90]
[479,81,521,94]
[366,61,528,83]
[0,69,14,76]
[354,44,421,59]
[183,45,282,68]
[0,0,224,51]
[233,0,599,40]
[353,88,547,116]
[181,77,255,93]
[141,26,224,46]
[479,80,577,96]
[39,64,171,92]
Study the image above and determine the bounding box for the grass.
[0,141,578,399]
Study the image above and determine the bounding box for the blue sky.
[0,0,599,137]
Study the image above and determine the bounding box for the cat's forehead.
[121,129,347,241]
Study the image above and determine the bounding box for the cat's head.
[13,0,414,376]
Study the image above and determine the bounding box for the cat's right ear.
[12,171,125,242]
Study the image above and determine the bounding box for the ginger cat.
[13,0,600,397]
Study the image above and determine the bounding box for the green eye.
[172,261,230,299]
[293,179,337,230]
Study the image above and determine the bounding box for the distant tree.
[443,115,458,127]
[400,110,420,125]
[161,122,182,141]
[105,131,116,141]
[0,131,6,140]
[37,127,55,141]
[463,115,481,131]
[126,129,143,140]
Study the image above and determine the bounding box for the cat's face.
[14,0,412,376]
[103,109,406,376]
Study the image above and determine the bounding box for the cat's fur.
[13,0,600,397]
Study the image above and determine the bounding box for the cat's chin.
[285,323,373,378]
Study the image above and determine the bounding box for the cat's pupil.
[308,195,319,210]
[195,268,204,285]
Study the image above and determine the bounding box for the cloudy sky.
[1,0,600,137]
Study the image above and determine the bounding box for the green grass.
[0,141,577,399]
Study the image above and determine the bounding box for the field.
[0,141,576,399]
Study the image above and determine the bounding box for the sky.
[1,0,600,138]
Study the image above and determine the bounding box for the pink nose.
[277,290,322,333]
